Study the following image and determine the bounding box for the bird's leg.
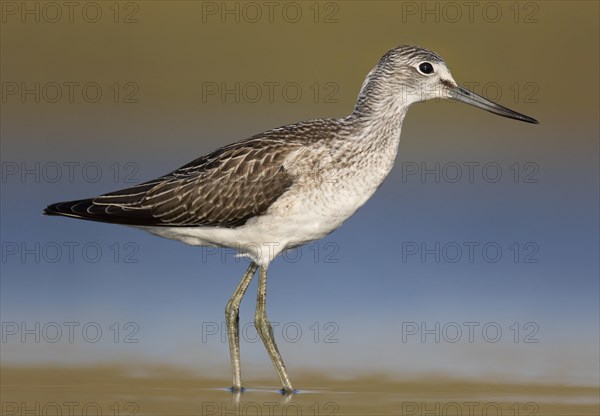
[225,262,258,392]
[254,265,295,394]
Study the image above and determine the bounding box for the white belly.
[138,160,393,266]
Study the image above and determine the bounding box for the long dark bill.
[450,85,539,124]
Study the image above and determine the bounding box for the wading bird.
[45,45,538,394]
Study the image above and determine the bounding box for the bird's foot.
[279,387,297,396]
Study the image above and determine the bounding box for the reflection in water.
[2,366,599,415]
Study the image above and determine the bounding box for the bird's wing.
[45,136,300,227]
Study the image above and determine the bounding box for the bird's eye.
[418,62,434,75]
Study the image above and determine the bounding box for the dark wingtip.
[43,200,89,219]
[43,203,61,216]
[41,198,156,225]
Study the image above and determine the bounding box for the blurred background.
[1,1,598,413]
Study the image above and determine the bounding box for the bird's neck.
[333,81,410,184]
[350,64,414,124]
[345,96,408,154]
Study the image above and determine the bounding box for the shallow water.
[2,367,598,415]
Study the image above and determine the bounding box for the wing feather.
[45,138,298,227]
[44,118,345,228]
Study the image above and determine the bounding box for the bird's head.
[355,45,538,124]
